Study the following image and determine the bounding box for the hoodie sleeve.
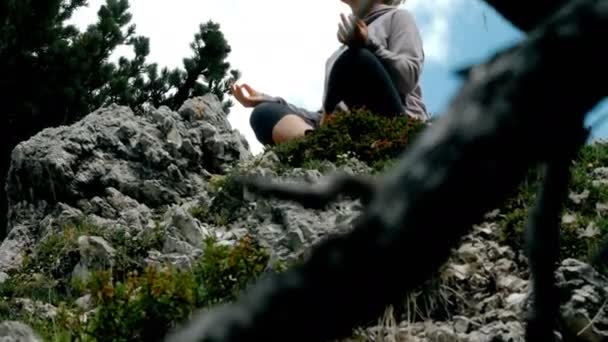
[257,93,288,105]
[256,93,323,122]
[365,9,424,95]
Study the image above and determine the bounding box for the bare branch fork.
[165,0,608,341]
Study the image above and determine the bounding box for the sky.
[70,0,608,154]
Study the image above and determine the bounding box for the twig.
[577,299,608,336]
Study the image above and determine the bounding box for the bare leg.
[272,114,313,144]
[250,103,315,145]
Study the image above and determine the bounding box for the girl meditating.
[231,0,428,146]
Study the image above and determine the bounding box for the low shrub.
[272,108,427,168]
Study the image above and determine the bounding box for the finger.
[348,14,358,32]
[338,21,352,43]
[356,19,367,35]
[231,84,242,94]
[233,86,249,103]
[340,13,354,37]
[337,31,346,44]
[339,24,351,44]
[242,84,256,96]
[338,24,348,43]
[340,13,353,28]
[233,84,244,96]
[231,84,239,96]
[352,17,363,31]
[236,84,245,95]
[339,14,349,35]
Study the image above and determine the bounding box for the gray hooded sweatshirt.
[260,4,429,125]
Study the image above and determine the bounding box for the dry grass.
[337,277,458,342]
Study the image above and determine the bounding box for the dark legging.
[250,47,403,145]
[323,47,404,116]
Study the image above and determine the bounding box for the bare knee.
[249,103,286,145]
[272,114,313,144]
[249,102,313,145]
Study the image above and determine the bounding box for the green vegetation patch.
[190,172,246,226]
[78,235,273,341]
[272,108,427,168]
[497,142,608,263]
[1,220,276,342]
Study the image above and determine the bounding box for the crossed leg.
[248,47,406,147]
[250,103,314,145]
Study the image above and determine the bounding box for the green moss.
[189,204,209,223]
[208,174,228,192]
[190,172,246,226]
[370,158,399,174]
[109,221,166,281]
[272,108,427,168]
[25,218,102,276]
[4,216,167,305]
[497,207,529,252]
[194,235,270,306]
[0,273,65,306]
[497,142,608,264]
[1,232,278,341]
[81,234,273,341]
[24,304,85,342]
[4,218,105,303]
[83,268,196,342]
[300,159,333,173]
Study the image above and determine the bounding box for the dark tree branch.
[592,232,608,266]
[165,0,608,341]
[523,126,586,340]
[457,0,572,78]
[239,173,377,209]
[483,0,571,32]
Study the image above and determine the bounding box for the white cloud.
[71,0,464,155]
[404,0,465,63]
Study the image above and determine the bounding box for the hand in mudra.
[337,13,368,47]
[231,83,265,108]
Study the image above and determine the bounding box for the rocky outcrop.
[0,94,250,273]
[0,93,369,276]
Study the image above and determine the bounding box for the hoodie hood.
[362,4,397,25]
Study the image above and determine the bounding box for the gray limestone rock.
[1,94,249,274]
[0,321,42,342]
